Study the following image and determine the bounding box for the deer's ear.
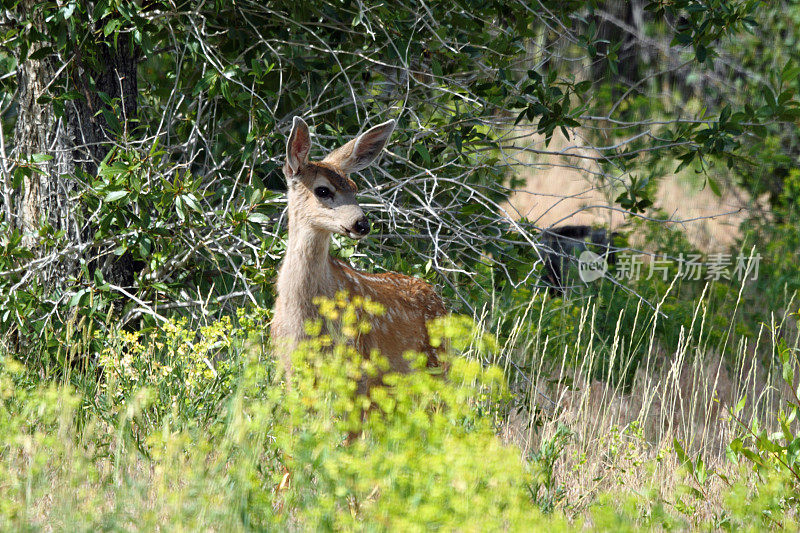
[323,119,395,173]
[285,117,311,178]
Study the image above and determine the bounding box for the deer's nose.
[353,216,370,237]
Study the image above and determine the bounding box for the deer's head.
[283,116,395,239]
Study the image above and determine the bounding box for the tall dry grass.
[483,282,798,523]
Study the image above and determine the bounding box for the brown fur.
[308,162,357,193]
[334,259,447,372]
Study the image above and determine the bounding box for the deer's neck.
[275,210,338,332]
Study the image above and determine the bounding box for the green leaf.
[733,395,747,416]
[719,105,731,124]
[93,0,110,20]
[574,80,591,94]
[414,144,431,166]
[695,456,707,484]
[101,108,121,133]
[674,438,689,467]
[61,2,76,20]
[105,191,128,202]
[788,437,800,468]
[706,176,721,197]
[69,289,88,308]
[104,18,122,37]
[781,63,800,83]
[175,197,186,221]
[726,439,742,463]
[30,153,53,163]
[695,44,707,63]
[783,362,795,386]
[28,46,55,61]
[763,86,777,109]
[247,213,270,224]
[182,194,201,213]
[220,79,234,105]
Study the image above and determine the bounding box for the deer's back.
[333,259,446,372]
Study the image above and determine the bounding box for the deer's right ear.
[285,116,311,178]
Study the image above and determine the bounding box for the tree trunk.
[14,34,79,250]
[13,2,139,289]
[592,1,646,88]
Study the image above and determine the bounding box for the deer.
[270,116,447,389]
[539,225,619,294]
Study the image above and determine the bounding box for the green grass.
[1,290,799,531]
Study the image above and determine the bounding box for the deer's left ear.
[323,119,395,173]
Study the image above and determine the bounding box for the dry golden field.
[503,132,752,251]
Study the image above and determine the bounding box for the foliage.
[2,1,800,529]
[281,298,542,529]
[724,336,800,525]
[2,0,797,366]
[0,296,798,530]
[0,300,562,530]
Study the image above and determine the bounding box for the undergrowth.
[0,291,799,531]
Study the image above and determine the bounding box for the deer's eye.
[314,186,333,199]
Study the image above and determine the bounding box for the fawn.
[271,116,447,384]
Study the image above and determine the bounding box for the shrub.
[0,300,561,530]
